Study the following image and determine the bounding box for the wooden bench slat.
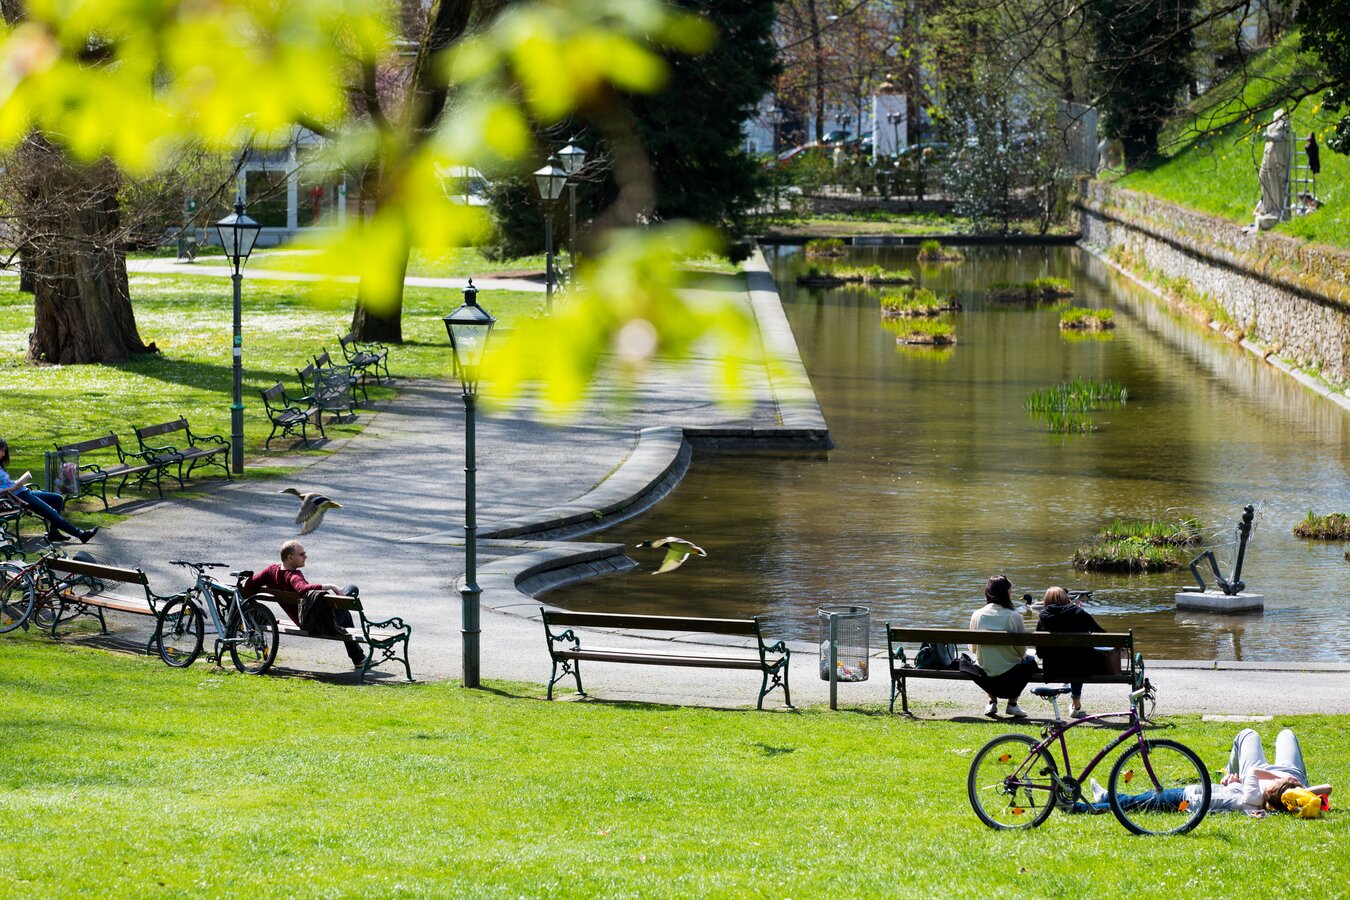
[555,649,772,670]
[543,611,760,636]
[540,607,790,708]
[46,559,149,585]
[887,628,1134,649]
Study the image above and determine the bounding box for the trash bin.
[819,605,869,709]
[44,449,80,497]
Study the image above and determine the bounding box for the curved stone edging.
[476,251,832,624]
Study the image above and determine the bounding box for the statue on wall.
[1251,109,1291,231]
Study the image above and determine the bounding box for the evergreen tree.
[1086,0,1196,166]
[1298,0,1350,154]
[633,0,779,238]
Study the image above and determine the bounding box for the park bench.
[0,497,40,559]
[337,331,390,386]
[886,625,1144,715]
[260,382,325,449]
[540,608,792,709]
[54,433,178,509]
[297,361,358,423]
[243,587,413,681]
[135,417,230,488]
[42,555,179,649]
[311,350,365,407]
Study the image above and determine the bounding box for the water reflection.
[545,245,1350,661]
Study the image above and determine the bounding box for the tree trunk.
[18,138,151,364]
[350,165,407,343]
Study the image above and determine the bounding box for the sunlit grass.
[1,639,1348,895]
[1116,30,1350,247]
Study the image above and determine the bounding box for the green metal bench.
[337,331,390,386]
[135,417,230,488]
[540,608,792,709]
[0,497,40,560]
[885,625,1144,715]
[310,350,364,408]
[260,382,325,449]
[53,433,177,509]
[246,588,413,681]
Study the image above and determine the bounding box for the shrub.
[1059,307,1116,330]
[879,286,958,316]
[804,238,847,258]
[917,239,962,262]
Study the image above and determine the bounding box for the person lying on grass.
[1072,727,1331,818]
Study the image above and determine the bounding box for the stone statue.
[1252,109,1291,231]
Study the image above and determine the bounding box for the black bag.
[914,641,959,670]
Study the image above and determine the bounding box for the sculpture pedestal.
[1175,591,1264,614]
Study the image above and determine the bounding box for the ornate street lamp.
[533,154,568,315]
[214,198,262,474]
[556,138,587,279]
[443,279,496,689]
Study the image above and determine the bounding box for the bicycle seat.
[1032,686,1074,698]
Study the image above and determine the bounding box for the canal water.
[544,244,1350,661]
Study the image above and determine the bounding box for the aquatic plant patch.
[988,277,1074,302]
[796,264,914,287]
[804,237,847,259]
[1025,377,1128,434]
[1293,511,1350,540]
[1073,516,1204,571]
[892,316,956,345]
[879,286,960,317]
[1059,307,1115,331]
[917,239,963,262]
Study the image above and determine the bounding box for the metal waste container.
[819,605,869,709]
[44,449,80,496]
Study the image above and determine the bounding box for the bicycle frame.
[1011,699,1163,804]
[174,565,250,660]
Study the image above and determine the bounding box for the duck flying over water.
[279,488,343,535]
[634,536,706,575]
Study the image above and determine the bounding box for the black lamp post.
[557,138,586,279]
[214,198,262,474]
[533,155,568,315]
[443,279,496,689]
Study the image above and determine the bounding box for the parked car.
[771,142,828,167]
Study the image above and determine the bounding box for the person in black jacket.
[1036,586,1106,718]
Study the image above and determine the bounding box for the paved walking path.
[69,250,1350,715]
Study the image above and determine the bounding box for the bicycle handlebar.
[168,560,228,569]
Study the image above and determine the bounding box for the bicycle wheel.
[968,734,1058,830]
[0,566,36,634]
[156,596,204,668]
[227,601,278,675]
[1108,739,1210,836]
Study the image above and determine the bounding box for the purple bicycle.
[967,681,1211,836]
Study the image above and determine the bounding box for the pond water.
[545,245,1350,661]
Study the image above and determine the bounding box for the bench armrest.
[77,462,106,475]
[541,611,581,654]
[138,440,182,457]
[757,637,790,663]
[360,614,411,644]
[187,429,228,447]
[118,444,168,465]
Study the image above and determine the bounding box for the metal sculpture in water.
[1189,505,1256,596]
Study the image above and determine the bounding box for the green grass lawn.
[0,271,540,521]
[1116,30,1350,247]
[1,638,1346,896]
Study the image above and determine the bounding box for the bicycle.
[967,682,1211,836]
[155,561,278,674]
[0,542,99,635]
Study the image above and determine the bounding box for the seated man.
[0,437,97,544]
[242,539,365,669]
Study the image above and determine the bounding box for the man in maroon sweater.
[243,540,365,668]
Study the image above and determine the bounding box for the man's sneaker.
[1005,702,1027,718]
[352,656,367,670]
[1091,778,1108,804]
[984,698,998,718]
[1071,707,1089,719]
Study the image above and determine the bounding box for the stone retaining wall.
[1076,181,1350,385]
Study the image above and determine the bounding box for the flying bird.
[279,488,343,535]
[634,536,706,575]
